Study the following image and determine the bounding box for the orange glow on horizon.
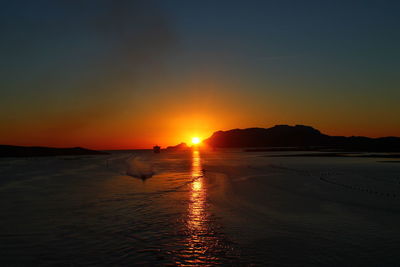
[2,73,399,150]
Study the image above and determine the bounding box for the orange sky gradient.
[1,1,400,150]
[1,76,399,150]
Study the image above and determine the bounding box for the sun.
[191,137,201,145]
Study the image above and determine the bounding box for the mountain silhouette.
[203,125,400,152]
[165,142,190,151]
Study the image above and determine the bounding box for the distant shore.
[260,151,400,159]
[0,145,108,158]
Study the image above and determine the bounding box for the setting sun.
[191,137,201,145]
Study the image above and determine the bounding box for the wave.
[125,155,154,180]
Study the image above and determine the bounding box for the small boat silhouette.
[153,145,161,153]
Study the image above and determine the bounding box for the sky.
[0,0,399,149]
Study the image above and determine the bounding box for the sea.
[1,149,400,266]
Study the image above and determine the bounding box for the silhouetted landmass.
[0,145,108,157]
[204,125,400,152]
[165,142,190,151]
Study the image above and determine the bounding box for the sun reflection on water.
[173,149,237,265]
[181,149,215,263]
[187,149,205,236]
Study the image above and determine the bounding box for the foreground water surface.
[1,149,400,266]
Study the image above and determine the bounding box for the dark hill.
[203,125,400,152]
[0,145,108,157]
[166,142,190,151]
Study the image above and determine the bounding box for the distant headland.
[0,145,108,158]
[165,142,190,151]
[203,125,400,152]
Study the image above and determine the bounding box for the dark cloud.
[0,0,177,113]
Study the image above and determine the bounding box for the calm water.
[1,149,400,266]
